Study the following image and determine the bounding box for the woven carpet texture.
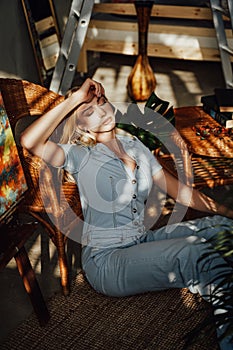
[0,272,218,350]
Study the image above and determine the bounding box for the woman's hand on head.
[20,78,105,165]
[76,78,105,102]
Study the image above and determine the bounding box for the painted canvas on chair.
[0,91,28,223]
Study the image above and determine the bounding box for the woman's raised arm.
[153,168,233,219]
[20,78,104,166]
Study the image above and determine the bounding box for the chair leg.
[28,212,70,295]
[55,230,70,296]
[15,246,50,326]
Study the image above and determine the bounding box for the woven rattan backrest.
[0,78,83,295]
[0,78,64,213]
[0,78,64,127]
[0,78,82,218]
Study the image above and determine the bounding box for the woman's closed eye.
[83,106,94,117]
[81,95,108,117]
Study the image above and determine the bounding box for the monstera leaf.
[145,91,175,126]
[117,91,174,150]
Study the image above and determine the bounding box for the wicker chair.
[0,78,83,296]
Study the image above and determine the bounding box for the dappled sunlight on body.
[20,78,233,350]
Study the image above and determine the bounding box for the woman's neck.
[95,128,116,144]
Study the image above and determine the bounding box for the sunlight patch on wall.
[173,70,202,95]
[93,66,131,102]
[155,73,177,107]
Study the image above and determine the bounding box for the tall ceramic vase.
[127,0,156,102]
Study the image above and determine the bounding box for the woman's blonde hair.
[59,86,96,183]
[59,86,96,147]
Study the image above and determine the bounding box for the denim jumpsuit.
[59,135,233,350]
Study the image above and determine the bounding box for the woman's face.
[76,95,115,134]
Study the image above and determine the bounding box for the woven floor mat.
[0,272,218,350]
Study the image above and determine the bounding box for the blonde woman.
[21,78,233,350]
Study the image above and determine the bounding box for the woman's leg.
[84,215,232,296]
[83,215,233,349]
[83,215,233,297]
[145,215,232,242]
